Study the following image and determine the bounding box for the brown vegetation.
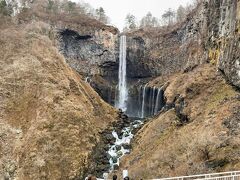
[117,64,240,179]
[0,21,117,179]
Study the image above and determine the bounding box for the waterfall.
[149,87,153,116]
[154,88,162,115]
[141,84,147,118]
[137,85,142,117]
[116,35,128,112]
[151,87,156,115]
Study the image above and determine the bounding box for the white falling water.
[154,88,162,115]
[138,85,142,117]
[116,35,128,112]
[151,87,156,115]
[141,84,147,118]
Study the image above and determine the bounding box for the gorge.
[0,0,240,179]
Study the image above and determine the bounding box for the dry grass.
[0,22,117,179]
[17,7,118,34]
[117,64,240,179]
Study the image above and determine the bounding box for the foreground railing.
[153,171,240,180]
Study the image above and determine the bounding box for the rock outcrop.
[207,0,240,88]
[58,27,119,78]
[57,26,119,105]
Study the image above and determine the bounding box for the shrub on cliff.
[0,0,12,16]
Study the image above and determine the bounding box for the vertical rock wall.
[207,0,240,88]
[125,0,240,89]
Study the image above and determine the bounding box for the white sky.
[73,0,193,30]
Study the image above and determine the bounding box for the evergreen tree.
[125,13,137,30]
[162,8,175,26]
[96,7,108,23]
[176,5,186,23]
[140,12,159,27]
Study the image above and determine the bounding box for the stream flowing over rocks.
[87,111,145,178]
[108,118,143,171]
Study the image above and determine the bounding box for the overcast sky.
[73,0,193,30]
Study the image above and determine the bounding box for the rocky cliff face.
[56,24,119,105]
[119,0,240,118]
[125,5,208,79]
[125,0,240,88]
[207,0,240,88]
[58,27,119,78]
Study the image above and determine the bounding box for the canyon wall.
[207,0,240,88]
[57,26,119,105]
[125,0,240,88]
[58,27,119,78]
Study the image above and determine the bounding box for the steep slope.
[4,0,120,105]
[0,21,117,179]
[117,64,240,179]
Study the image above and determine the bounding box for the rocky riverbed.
[86,111,145,178]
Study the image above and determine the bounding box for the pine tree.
[176,5,186,23]
[162,8,175,26]
[125,14,137,30]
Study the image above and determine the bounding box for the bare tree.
[162,8,175,26]
[125,13,137,30]
[140,12,159,28]
[176,5,186,23]
[193,0,204,7]
[96,7,108,23]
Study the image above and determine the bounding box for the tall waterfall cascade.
[141,84,147,118]
[140,85,165,118]
[116,35,128,112]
